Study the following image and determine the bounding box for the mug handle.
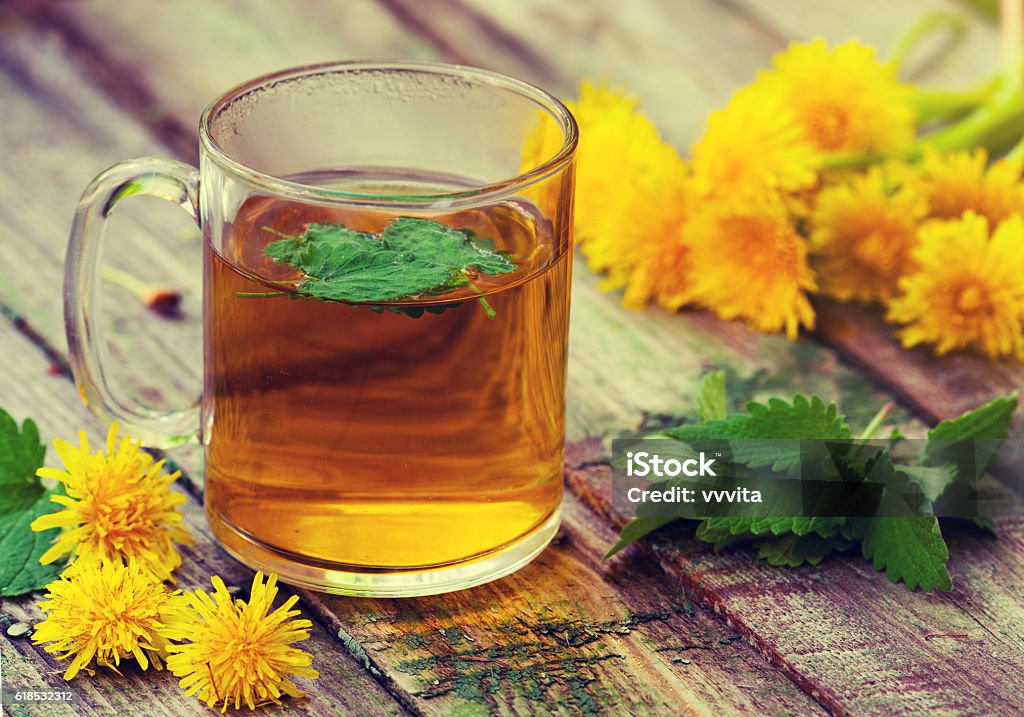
[64,157,201,448]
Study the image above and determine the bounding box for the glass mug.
[64,62,577,596]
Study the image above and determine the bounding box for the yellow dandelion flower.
[810,166,928,303]
[758,39,916,154]
[32,559,187,680]
[916,147,1024,226]
[523,82,682,245]
[30,423,192,581]
[164,572,318,713]
[691,84,817,199]
[888,212,1024,360]
[585,151,694,311]
[688,196,816,339]
[619,209,693,312]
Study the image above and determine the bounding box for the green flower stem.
[236,291,288,298]
[820,85,1024,170]
[850,401,896,461]
[466,278,497,319]
[960,0,997,21]
[1004,131,1024,160]
[887,11,967,69]
[914,86,1024,153]
[101,264,150,296]
[858,402,895,442]
[913,78,1000,124]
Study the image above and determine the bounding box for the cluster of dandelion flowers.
[30,422,192,581]
[888,213,1024,360]
[32,559,188,680]
[163,572,319,712]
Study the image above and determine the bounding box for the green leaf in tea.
[262,218,518,317]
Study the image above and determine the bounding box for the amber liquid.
[203,172,571,573]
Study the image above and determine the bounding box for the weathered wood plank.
[15,0,436,162]
[360,2,1024,711]
[0,319,409,717]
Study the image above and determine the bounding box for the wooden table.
[1,1,1022,715]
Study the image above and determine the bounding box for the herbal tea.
[202,173,572,575]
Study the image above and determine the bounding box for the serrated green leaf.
[0,409,46,516]
[926,394,1018,445]
[859,517,952,592]
[665,394,851,473]
[755,533,856,567]
[916,394,1017,504]
[697,515,846,546]
[0,408,65,596]
[698,371,728,421]
[903,464,957,502]
[264,218,517,304]
[695,519,751,550]
[604,517,676,559]
[0,490,64,596]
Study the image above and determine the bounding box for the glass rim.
[198,60,578,208]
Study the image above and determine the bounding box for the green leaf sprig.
[607,372,1018,593]
[0,409,63,596]
[243,217,518,318]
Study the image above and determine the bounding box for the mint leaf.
[264,218,517,315]
[659,394,852,555]
[916,394,1017,504]
[0,409,46,515]
[604,517,676,560]
[903,464,957,502]
[926,394,1018,445]
[698,371,728,421]
[756,533,855,567]
[0,409,62,596]
[699,515,846,542]
[858,516,952,592]
[0,490,63,596]
[665,394,851,473]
